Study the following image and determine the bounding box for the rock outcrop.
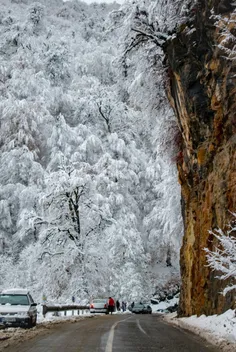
[164,0,236,316]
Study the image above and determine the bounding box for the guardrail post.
[42,305,47,318]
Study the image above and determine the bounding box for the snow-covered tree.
[205,213,236,295]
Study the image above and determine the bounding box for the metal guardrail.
[42,305,90,317]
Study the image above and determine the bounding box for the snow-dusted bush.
[205,213,236,295]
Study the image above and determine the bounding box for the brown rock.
[164,1,236,316]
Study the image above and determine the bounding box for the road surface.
[2,314,220,352]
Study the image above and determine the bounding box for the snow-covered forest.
[0,0,185,302]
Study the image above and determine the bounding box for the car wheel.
[27,317,33,329]
[33,316,37,327]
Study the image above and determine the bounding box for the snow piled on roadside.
[150,295,236,351]
[164,309,236,352]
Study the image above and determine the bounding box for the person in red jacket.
[108,297,115,314]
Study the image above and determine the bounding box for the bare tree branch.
[39,251,64,260]
[131,27,167,46]
[97,102,112,133]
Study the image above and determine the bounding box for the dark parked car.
[132,303,152,314]
[0,289,37,328]
[166,304,178,313]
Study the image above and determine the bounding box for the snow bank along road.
[1,314,220,352]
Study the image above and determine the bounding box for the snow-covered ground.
[151,297,236,352]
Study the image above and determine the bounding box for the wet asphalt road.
[3,314,220,352]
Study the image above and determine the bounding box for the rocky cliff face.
[164,0,236,316]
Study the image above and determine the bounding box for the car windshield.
[0,294,29,305]
[134,304,144,308]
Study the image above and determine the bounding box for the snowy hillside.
[0,0,183,302]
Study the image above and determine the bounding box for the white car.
[90,299,109,314]
[0,289,37,328]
